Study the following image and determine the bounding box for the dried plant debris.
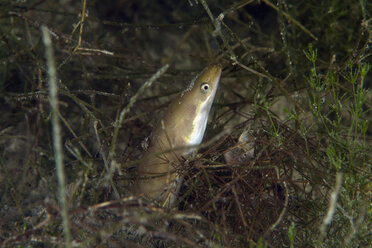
[1,0,371,247]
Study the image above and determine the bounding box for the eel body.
[135,64,222,207]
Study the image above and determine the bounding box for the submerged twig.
[199,0,236,60]
[318,172,343,243]
[262,0,318,40]
[41,25,71,248]
[108,64,170,161]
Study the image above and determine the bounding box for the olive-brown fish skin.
[134,64,222,207]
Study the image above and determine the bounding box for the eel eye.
[200,82,210,92]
